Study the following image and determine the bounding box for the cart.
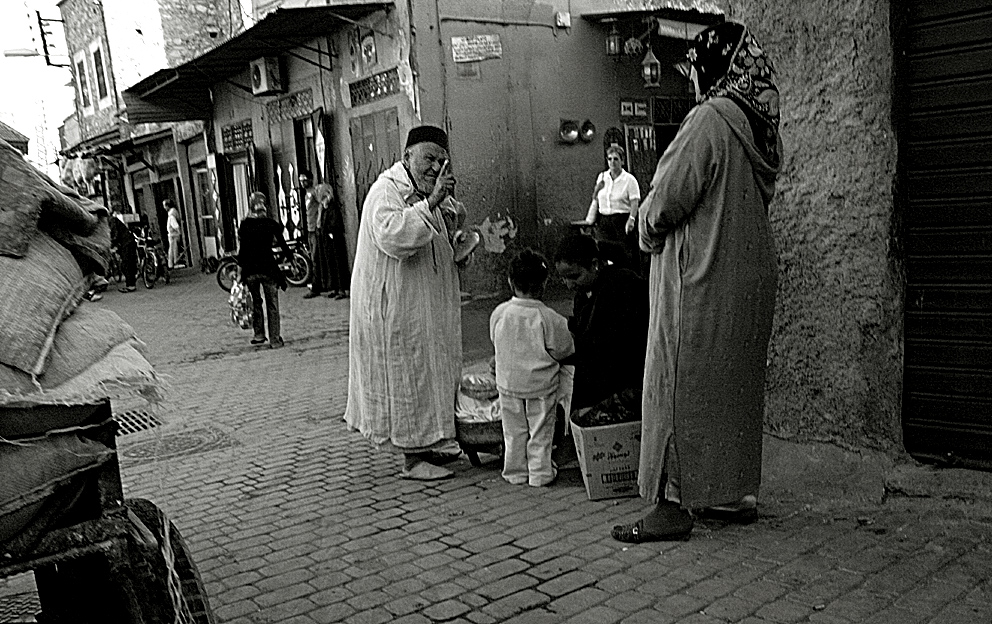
[0,401,215,624]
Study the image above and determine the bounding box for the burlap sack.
[0,139,46,257]
[0,231,88,375]
[0,341,164,410]
[0,431,113,545]
[0,306,136,395]
[0,137,109,274]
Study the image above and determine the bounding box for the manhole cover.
[0,591,39,622]
[120,426,237,462]
[114,409,164,436]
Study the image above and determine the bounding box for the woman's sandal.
[611,519,692,543]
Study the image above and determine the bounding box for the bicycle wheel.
[107,252,123,283]
[216,259,238,292]
[125,498,217,624]
[284,251,312,287]
[142,254,158,289]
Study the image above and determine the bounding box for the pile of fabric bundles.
[0,137,164,554]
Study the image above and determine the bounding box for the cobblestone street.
[3,269,992,624]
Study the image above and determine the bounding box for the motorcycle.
[215,240,312,292]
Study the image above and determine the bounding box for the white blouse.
[588,169,641,219]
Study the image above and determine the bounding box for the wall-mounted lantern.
[580,120,596,142]
[559,119,580,143]
[605,22,621,56]
[641,46,661,88]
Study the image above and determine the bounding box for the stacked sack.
[0,138,165,550]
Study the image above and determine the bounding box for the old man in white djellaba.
[345,125,476,481]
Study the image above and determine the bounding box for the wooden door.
[350,107,400,216]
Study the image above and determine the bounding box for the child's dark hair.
[554,233,600,269]
[509,248,550,296]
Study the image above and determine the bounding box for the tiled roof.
[0,119,29,145]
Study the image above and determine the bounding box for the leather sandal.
[611,518,692,543]
[400,461,454,481]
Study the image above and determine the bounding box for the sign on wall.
[451,35,502,63]
[221,120,253,152]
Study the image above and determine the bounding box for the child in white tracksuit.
[490,248,575,487]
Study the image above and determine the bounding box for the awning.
[122,3,390,124]
[578,0,723,38]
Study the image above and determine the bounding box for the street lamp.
[3,47,70,68]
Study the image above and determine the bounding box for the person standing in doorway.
[165,199,182,269]
[300,170,326,298]
[345,125,469,481]
[316,182,351,299]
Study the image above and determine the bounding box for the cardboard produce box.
[570,416,641,501]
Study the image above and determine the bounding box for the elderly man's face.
[404,142,449,193]
[299,174,312,188]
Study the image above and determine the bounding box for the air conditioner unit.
[250,57,284,96]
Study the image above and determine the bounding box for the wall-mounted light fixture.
[579,120,596,142]
[605,21,621,56]
[559,119,580,144]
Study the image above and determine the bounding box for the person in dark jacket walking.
[110,211,139,293]
[238,192,292,348]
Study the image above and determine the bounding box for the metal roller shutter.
[898,0,992,468]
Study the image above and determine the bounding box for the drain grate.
[0,591,39,622]
[113,409,164,436]
[121,426,238,462]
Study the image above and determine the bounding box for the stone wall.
[712,0,904,454]
[157,0,243,67]
[59,0,118,142]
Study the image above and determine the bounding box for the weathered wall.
[60,0,117,142]
[713,0,904,453]
[423,0,698,293]
[157,0,243,67]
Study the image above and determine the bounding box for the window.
[76,57,93,108]
[92,48,108,100]
[89,41,111,108]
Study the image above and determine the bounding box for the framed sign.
[620,98,650,121]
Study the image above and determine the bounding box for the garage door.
[899,0,992,467]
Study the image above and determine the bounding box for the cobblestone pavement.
[3,269,992,624]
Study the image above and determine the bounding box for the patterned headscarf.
[686,22,780,156]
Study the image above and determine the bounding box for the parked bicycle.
[135,231,170,289]
[215,239,312,292]
[105,247,124,284]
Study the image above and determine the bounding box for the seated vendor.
[554,233,648,412]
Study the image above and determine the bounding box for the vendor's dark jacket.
[109,217,136,251]
[237,215,291,288]
[564,264,649,410]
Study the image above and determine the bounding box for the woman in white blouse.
[584,145,641,267]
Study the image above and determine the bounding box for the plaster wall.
[102,0,167,93]
[418,0,696,292]
[712,0,903,452]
